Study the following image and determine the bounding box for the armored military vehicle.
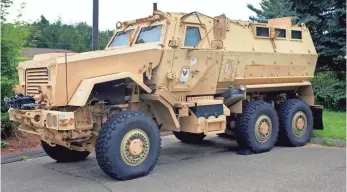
[5,3,323,180]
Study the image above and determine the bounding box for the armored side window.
[184,26,201,47]
[135,25,162,44]
[109,30,134,47]
[256,27,269,37]
[275,28,286,38]
[291,30,302,39]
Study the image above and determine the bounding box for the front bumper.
[8,109,75,131]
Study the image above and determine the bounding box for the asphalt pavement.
[1,135,346,192]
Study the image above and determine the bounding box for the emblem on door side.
[179,67,190,83]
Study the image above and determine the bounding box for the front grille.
[46,113,58,128]
[25,68,49,96]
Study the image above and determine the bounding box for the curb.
[309,137,346,147]
[1,149,46,164]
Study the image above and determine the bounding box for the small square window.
[291,30,302,39]
[256,27,269,37]
[275,28,286,38]
[184,26,201,47]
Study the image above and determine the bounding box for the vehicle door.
[168,21,222,96]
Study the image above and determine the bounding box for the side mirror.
[213,16,226,41]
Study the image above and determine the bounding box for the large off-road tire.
[277,99,313,146]
[172,131,206,143]
[41,141,90,162]
[95,110,161,180]
[235,100,279,154]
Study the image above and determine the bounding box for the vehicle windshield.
[109,30,134,47]
[135,25,162,44]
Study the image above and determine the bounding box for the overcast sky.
[8,0,261,31]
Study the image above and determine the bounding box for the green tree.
[280,0,346,72]
[247,0,289,22]
[25,16,114,52]
[0,0,13,22]
[1,2,30,136]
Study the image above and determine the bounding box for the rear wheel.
[277,99,313,146]
[95,110,161,180]
[235,100,279,153]
[41,141,90,162]
[173,131,206,143]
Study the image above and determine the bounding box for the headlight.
[116,21,123,29]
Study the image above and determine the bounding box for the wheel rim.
[292,111,307,137]
[255,114,272,143]
[120,129,150,166]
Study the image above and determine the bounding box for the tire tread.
[278,99,313,147]
[235,100,279,153]
[95,110,161,180]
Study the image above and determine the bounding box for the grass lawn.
[312,110,346,140]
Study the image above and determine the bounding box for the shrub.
[1,19,30,139]
[1,140,9,148]
[312,71,346,111]
[1,112,18,139]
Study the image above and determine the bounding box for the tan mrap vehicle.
[5,4,323,180]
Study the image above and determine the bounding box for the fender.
[68,72,152,106]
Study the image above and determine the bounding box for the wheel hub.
[296,118,305,129]
[292,111,307,136]
[129,139,143,155]
[120,129,150,166]
[259,121,270,135]
[255,114,272,143]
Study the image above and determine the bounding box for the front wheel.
[95,110,161,180]
[41,141,90,162]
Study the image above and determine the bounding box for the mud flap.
[310,105,324,130]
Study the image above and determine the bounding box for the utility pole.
[92,0,99,50]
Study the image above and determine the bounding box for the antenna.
[153,2,157,12]
[92,0,99,50]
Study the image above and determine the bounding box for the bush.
[1,20,30,139]
[312,71,346,111]
[1,112,18,139]
[1,140,9,148]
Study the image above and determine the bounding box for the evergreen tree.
[247,0,289,22]
[280,0,346,72]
